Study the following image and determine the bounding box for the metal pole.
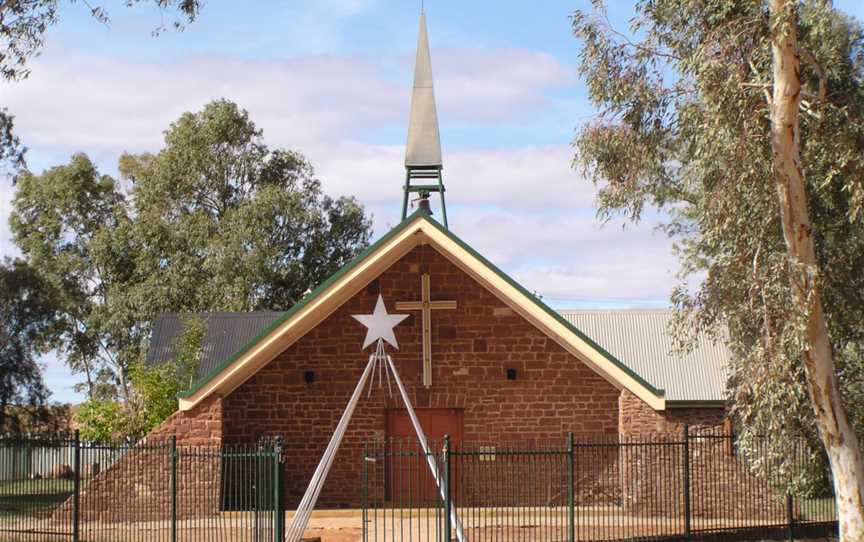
[682,425,691,540]
[274,437,285,542]
[402,171,411,220]
[362,442,369,542]
[437,170,448,228]
[170,437,179,541]
[73,430,80,542]
[443,435,451,542]
[787,493,794,542]
[255,443,261,542]
[567,432,575,542]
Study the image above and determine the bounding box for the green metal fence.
[0,429,842,542]
[362,430,839,542]
[0,432,284,542]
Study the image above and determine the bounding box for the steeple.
[402,10,448,228]
[405,11,442,168]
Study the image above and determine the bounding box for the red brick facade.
[222,245,620,507]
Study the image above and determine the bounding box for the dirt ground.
[0,508,835,542]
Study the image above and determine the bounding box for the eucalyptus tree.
[11,99,372,403]
[0,258,56,434]
[572,1,864,537]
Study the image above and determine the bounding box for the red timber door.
[385,408,463,504]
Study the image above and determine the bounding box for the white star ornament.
[352,295,410,350]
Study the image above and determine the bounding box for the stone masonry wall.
[618,389,727,437]
[56,394,225,523]
[223,244,622,508]
[617,390,786,521]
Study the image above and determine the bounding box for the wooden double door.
[384,408,463,503]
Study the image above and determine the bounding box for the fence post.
[273,437,285,542]
[567,432,575,542]
[443,434,451,542]
[73,430,80,542]
[362,442,369,542]
[170,435,177,542]
[787,493,794,542]
[682,424,691,540]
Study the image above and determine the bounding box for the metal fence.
[0,432,284,542]
[362,429,839,542]
[0,429,840,542]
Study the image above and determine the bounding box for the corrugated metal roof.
[147,308,729,403]
[559,310,729,402]
[145,312,286,381]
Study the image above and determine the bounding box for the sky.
[2,0,863,403]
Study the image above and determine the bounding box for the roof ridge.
[558,308,675,314]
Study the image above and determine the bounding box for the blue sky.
[2,0,863,403]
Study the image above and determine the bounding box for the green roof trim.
[666,400,726,408]
[178,208,432,398]
[178,209,665,401]
[416,215,665,398]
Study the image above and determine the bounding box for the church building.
[139,12,730,509]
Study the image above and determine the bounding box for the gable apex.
[177,210,666,412]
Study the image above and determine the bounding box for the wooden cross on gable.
[396,273,457,388]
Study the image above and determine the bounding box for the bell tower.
[402,10,448,228]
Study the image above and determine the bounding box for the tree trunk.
[769,2,864,540]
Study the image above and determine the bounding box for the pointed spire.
[405,11,442,168]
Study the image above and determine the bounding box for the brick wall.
[618,389,727,437]
[55,394,225,522]
[223,244,622,508]
[617,390,785,521]
[148,392,224,446]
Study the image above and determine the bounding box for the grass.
[0,479,73,519]
[0,479,73,496]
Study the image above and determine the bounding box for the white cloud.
[308,143,594,212]
[448,211,678,302]
[3,44,576,160]
[1,41,678,306]
[3,50,403,154]
[436,48,576,121]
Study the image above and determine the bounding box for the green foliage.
[11,100,372,410]
[11,154,128,401]
[73,317,204,441]
[73,398,129,443]
[128,316,203,435]
[0,108,24,177]
[0,258,56,435]
[0,404,72,437]
[572,0,864,491]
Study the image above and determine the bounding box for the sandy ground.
[0,508,831,542]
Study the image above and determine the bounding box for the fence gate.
[362,436,574,542]
[0,432,285,542]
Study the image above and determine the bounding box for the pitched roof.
[146,312,286,381]
[149,308,729,408]
[560,310,728,404]
[170,209,668,412]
